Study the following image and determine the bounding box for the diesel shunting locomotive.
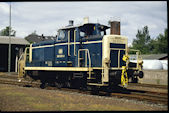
[18,17,143,89]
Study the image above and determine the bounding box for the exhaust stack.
[69,20,74,26]
[109,21,120,35]
[83,17,89,24]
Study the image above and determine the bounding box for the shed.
[141,54,168,60]
[129,54,168,70]
[0,36,30,72]
[129,54,168,60]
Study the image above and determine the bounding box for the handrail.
[68,30,70,56]
[128,49,142,69]
[78,49,92,79]
[18,47,29,80]
[24,47,29,63]
[29,44,32,63]
[74,30,77,56]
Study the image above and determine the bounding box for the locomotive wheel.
[66,81,71,88]
[40,82,47,89]
[66,76,72,88]
[91,86,99,95]
[139,71,144,78]
[81,86,87,91]
[55,82,62,89]
[132,77,138,83]
[80,82,87,91]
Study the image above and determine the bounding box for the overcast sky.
[0,1,167,45]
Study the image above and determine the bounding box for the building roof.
[129,54,168,60]
[142,54,168,60]
[0,36,30,45]
[25,34,57,43]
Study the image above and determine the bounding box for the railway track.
[129,83,168,89]
[107,89,168,105]
[0,77,40,88]
[0,73,168,106]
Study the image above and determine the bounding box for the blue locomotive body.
[28,40,103,68]
[27,23,104,68]
[19,20,143,89]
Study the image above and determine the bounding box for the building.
[129,54,168,60]
[0,36,30,72]
[25,34,57,43]
[141,54,168,60]
[129,54,168,70]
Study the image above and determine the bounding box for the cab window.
[57,30,65,41]
[70,29,74,42]
[100,30,106,36]
[79,24,95,38]
[80,31,85,37]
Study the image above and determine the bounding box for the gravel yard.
[0,84,167,111]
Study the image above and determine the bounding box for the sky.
[0,1,167,46]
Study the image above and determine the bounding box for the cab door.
[67,29,76,67]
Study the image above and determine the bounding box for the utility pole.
[8,2,11,73]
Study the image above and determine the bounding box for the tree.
[0,26,16,36]
[130,27,168,54]
[148,39,158,54]
[152,28,168,53]
[131,26,151,54]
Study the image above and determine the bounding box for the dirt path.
[0,84,167,111]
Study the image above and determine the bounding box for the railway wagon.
[18,19,143,89]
